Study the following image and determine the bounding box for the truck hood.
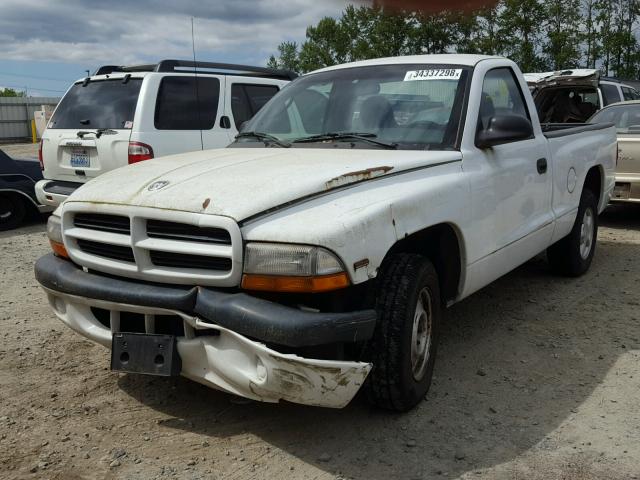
[67,147,461,221]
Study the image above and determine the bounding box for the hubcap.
[579,207,595,260]
[411,287,433,381]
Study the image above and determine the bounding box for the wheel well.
[385,223,462,304]
[583,166,602,206]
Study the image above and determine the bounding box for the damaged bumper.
[35,254,375,408]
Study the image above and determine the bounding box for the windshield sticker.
[124,120,133,129]
[404,69,462,81]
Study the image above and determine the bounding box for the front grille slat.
[147,220,231,245]
[74,213,130,235]
[150,250,232,271]
[69,211,238,284]
[77,239,135,263]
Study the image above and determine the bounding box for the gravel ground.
[1,206,639,480]
[1,143,39,160]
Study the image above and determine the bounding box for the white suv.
[35,60,294,208]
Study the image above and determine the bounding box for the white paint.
[45,288,371,409]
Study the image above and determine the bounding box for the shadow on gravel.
[118,242,639,479]
[600,203,640,231]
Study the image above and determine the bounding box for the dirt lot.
[1,206,639,480]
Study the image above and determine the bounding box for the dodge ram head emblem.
[148,180,170,191]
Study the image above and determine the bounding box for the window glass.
[243,64,470,150]
[49,79,142,129]
[601,83,621,106]
[154,76,220,130]
[622,86,640,101]
[231,84,279,129]
[479,68,529,130]
[590,104,640,133]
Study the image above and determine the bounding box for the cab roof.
[312,54,504,74]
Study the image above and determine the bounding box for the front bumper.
[35,254,375,408]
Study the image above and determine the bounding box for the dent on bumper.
[44,289,371,408]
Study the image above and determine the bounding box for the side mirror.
[476,114,534,148]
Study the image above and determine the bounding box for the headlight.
[242,243,349,293]
[46,215,68,258]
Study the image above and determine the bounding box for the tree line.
[267,1,640,78]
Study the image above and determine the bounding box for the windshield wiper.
[235,131,291,148]
[77,129,117,139]
[292,132,398,149]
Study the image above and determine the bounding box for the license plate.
[111,332,181,376]
[70,148,90,168]
[613,183,631,199]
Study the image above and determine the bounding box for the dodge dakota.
[35,55,616,411]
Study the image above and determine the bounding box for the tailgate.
[43,129,131,183]
[617,135,640,176]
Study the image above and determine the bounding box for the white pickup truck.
[35,55,616,411]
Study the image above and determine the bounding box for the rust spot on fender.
[202,198,210,209]
[325,166,393,190]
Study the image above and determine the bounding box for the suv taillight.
[128,141,154,164]
[38,139,44,170]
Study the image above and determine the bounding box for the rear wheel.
[364,253,441,411]
[0,193,27,231]
[547,188,598,276]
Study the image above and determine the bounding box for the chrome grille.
[62,205,243,286]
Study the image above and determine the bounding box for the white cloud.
[0,0,351,67]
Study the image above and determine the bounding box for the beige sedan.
[589,101,640,203]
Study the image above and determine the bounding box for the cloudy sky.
[0,0,353,97]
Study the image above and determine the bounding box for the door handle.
[536,158,547,174]
[219,116,231,129]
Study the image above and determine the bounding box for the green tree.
[498,0,547,71]
[542,0,583,69]
[583,0,599,68]
[267,41,300,72]
[0,87,25,97]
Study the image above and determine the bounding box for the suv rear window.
[49,79,142,129]
[154,76,220,130]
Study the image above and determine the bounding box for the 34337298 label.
[404,69,463,81]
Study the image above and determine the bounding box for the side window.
[231,84,279,129]
[479,68,529,131]
[155,76,220,130]
[601,83,621,106]
[622,86,640,101]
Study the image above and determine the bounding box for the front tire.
[547,188,598,276]
[0,193,27,231]
[364,253,441,411]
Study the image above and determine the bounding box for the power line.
[0,71,77,83]
[0,83,66,94]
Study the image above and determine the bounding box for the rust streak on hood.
[325,166,394,190]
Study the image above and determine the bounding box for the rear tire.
[364,253,441,411]
[0,193,27,231]
[547,188,598,277]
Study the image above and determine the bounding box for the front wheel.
[364,253,441,411]
[547,188,598,276]
[0,193,27,231]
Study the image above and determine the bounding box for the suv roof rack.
[94,60,297,80]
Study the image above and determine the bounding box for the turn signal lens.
[241,272,350,293]
[50,240,69,259]
[38,139,44,170]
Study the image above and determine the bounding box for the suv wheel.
[364,253,441,411]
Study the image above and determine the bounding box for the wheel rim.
[0,199,12,221]
[579,206,595,260]
[411,287,433,382]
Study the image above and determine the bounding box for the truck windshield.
[49,78,142,130]
[590,104,640,133]
[238,64,470,150]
